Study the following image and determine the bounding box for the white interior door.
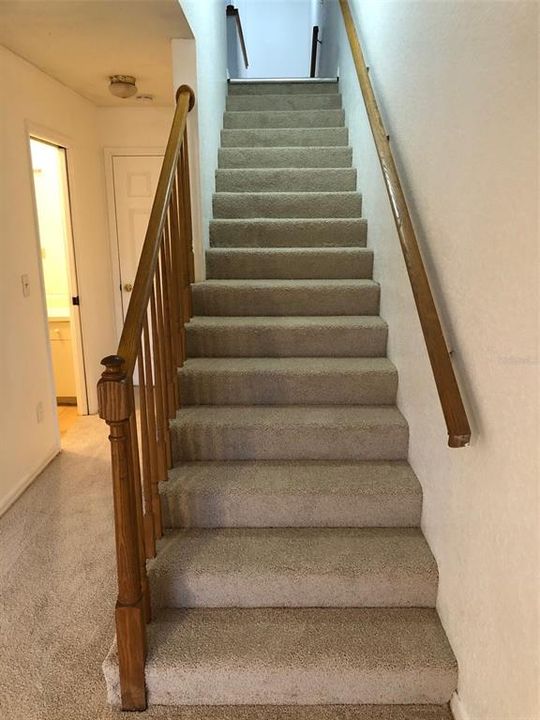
[112,155,163,322]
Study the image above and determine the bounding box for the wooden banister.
[226,4,249,69]
[338,0,471,448]
[98,85,195,710]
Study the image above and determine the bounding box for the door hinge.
[72,295,80,306]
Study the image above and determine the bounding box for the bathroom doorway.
[29,137,88,436]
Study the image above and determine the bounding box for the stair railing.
[97,85,195,710]
[339,0,471,448]
[226,4,249,69]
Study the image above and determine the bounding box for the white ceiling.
[0,0,193,106]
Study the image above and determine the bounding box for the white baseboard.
[0,446,60,517]
[451,691,472,720]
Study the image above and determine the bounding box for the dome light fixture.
[109,75,137,99]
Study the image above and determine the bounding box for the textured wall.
[176,0,228,257]
[233,0,313,79]
[331,1,539,718]
[0,45,115,513]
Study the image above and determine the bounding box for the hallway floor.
[57,404,78,436]
[0,416,452,720]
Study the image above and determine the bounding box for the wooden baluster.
[169,175,186,370]
[98,356,147,711]
[128,409,151,623]
[180,129,195,293]
[163,217,180,410]
[137,340,156,558]
[152,278,172,469]
[175,162,187,330]
[178,136,194,321]
[142,314,164,537]
[150,287,169,477]
[159,235,178,418]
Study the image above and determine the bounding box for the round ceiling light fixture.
[109,75,137,99]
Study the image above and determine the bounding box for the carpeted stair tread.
[223,109,345,129]
[227,94,343,111]
[170,405,408,461]
[185,315,388,358]
[180,357,397,405]
[213,191,362,219]
[228,80,340,95]
[103,607,457,706]
[218,146,353,168]
[206,247,373,279]
[191,279,379,316]
[215,167,357,193]
[102,78,459,711]
[150,527,438,609]
[210,218,367,248]
[97,705,454,719]
[161,460,422,529]
[221,127,349,147]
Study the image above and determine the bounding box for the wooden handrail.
[116,85,195,377]
[226,4,249,69]
[310,25,320,78]
[338,0,471,448]
[97,84,195,710]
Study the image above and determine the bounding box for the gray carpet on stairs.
[103,78,457,711]
[205,247,374,279]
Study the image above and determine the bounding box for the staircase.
[104,80,457,715]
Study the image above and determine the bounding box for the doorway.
[30,137,88,436]
[105,152,163,339]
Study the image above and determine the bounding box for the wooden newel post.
[98,355,147,711]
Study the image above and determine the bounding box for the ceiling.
[0,0,193,106]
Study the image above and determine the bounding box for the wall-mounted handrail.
[97,84,195,710]
[226,4,249,69]
[338,0,471,448]
[310,25,320,78]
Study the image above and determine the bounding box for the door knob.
[123,282,133,292]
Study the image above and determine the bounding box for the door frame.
[26,122,90,418]
[103,147,165,343]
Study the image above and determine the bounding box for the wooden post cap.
[175,85,196,111]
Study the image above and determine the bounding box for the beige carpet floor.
[0,416,452,720]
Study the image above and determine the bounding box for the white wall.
[96,107,174,149]
[331,2,539,719]
[232,0,313,79]
[0,45,115,514]
[317,0,339,78]
[176,0,228,258]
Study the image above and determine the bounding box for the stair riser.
[229,81,339,95]
[216,168,357,193]
[152,574,436,610]
[162,490,421,529]
[213,193,362,219]
[227,95,342,111]
[104,606,457,707]
[142,670,453,706]
[162,461,423,529]
[170,424,408,462]
[224,110,345,129]
[206,249,373,279]
[221,128,349,147]
[218,147,353,169]
[210,219,367,248]
[180,368,397,406]
[191,284,379,317]
[185,324,388,358]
